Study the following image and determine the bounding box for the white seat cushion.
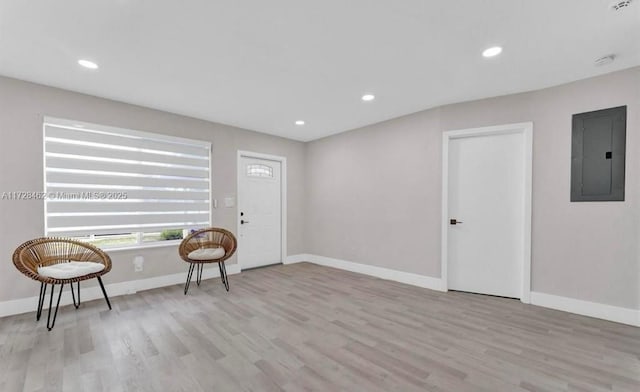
[188,247,225,261]
[38,261,106,280]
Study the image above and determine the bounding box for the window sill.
[104,240,182,253]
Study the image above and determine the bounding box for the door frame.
[441,122,533,303]
[237,150,287,270]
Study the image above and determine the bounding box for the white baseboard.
[286,253,446,292]
[283,254,312,265]
[0,263,241,318]
[530,291,639,327]
[289,254,638,326]
[5,257,636,328]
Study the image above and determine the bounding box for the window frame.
[43,117,213,251]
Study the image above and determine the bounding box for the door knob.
[450,219,463,225]
[241,219,250,224]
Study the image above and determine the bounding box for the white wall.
[0,76,306,303]
[1,67,638,315]
[306,67,639,310]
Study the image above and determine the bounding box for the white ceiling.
[0,1,638,141]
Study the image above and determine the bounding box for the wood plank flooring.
[1,262,638,391]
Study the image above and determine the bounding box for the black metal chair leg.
[222,261,229,291]
[71,281,81,309]
[184,263,195,294]
[47,283,64,331]
[36,282,47,321]
[97,277,112,310]
[219,262,229,292]
[196,263,203,286]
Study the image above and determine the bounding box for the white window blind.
[43,118,211,239]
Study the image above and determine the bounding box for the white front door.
[237,155,282,269]
[447,131,526,298]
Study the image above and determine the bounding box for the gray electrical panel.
[571,106,626,202]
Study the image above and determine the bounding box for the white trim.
[522,124,533,303]
[4,258,635,327]
[42,120,49,236]
[530,292,640,327]
[441,122,533,303]
[237,150,287,271]
[288,254,446,292]
[104,239,182,253]
[0,264,241,318]
[441,133,449,289]
[284,254,311,265]
[44,116,212,148]
[209,142,214,231]
[284,254,638,326]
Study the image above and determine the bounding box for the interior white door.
[447,132,524,298]
[238,156,282,269]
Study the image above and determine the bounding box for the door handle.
[241,219,250,224]
[450,219,463,225]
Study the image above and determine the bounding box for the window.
[247,164,273,178]
[43,117,211,249]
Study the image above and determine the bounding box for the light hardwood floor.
[1,262,638,392]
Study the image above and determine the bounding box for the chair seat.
[188,247,225,261]
[38,261,105,280]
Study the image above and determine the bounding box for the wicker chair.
[13,237,112,330]
[179,227,237,294]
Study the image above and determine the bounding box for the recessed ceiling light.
[362,94,375,101]
[482,46,502,58]
[295,120,305,125]
[78,59,98,69]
